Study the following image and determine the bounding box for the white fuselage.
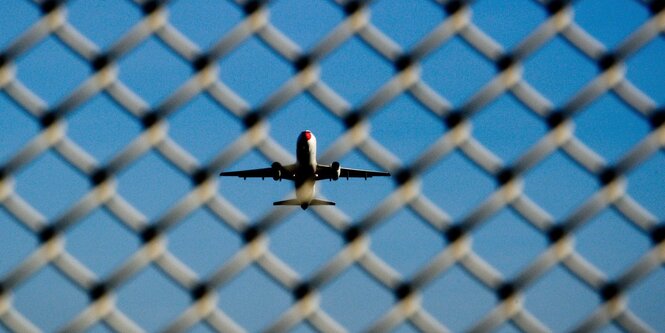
[295,130,317,206]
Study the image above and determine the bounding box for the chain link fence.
[1,0,665,331]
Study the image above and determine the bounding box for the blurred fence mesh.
[1,0,665,332]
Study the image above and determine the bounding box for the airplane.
[219,130,391,210]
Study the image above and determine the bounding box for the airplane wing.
[220,164,296,180]
[316,164,390,180]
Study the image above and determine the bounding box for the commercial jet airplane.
[220,130,391,210]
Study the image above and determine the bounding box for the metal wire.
[1,0,664,332]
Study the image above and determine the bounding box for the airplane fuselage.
[294,130,317,209]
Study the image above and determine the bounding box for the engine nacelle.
[271,162,282,181]
[331,161,341,181]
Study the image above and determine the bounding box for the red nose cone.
[304,131,312,140]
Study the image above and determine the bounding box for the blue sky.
[1,0,665,332]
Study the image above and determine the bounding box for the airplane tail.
[273,198,336,210]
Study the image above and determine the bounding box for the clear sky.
[1,0,664,332]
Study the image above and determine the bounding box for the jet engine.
[331,161,341,181]
[271,162,282,181]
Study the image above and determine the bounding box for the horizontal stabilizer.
[273,199,336,206]
[273,199,301,206]
[310,199,336,206]
[273,198,336,210]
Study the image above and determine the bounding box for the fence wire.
[1,0,664,332]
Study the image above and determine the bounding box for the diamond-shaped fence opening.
[523,265,600,332]
[421,265,496,332]
[218,36,295,106]
[67,94,143,162]
[167,0,244,49]
[0,210,36,276]
[522,150,599,220]
[15,35,91,105]
[166,208,241,276]
[421,150,496,219]
[1,0,665,332]
[115,265,191,332]
[420,36,497,106]
[269,214,343,277]
[575,209,651,278]
[67,0,142,49]
[369,208,443,277]
[471,0,546,49]
[14,150,90,219]
[320,35,395,105]
[471,208,548,278]
[65,208,140,277]
[573,0,649,48]
[166,94,244,162]
[625,38,665,104]
[471,93,547,163]
[371,94,444,161]
[521,35,599,106]
[320,265,394,332]
[270,0,344,49]
[573,93,651,162]
[626,153,665,220]
[218,264,293,332]
[12,265,89,332]
[118,36,194,105]
[0,94,39,161]
[369,0,444,49]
